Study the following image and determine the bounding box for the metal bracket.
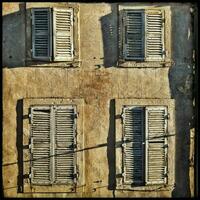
[28,113,32,119]
[122,143,126,148]
[164,113,170,119]
[163,144,168,148]
[121,113,125,124]
[74,113,78,118]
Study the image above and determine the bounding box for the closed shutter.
[123,10,145,61]
[54,106,77,184]
[32,8,52,61]
[122,106,145,184]
[30,106,52,185]
[145,10,164,61]
[30,105,77,185]
[145,106,168,184]
[53,8,74,61]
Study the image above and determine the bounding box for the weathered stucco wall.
[2,2,195,198]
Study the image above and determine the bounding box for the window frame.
[23,98,84,193]
[115,99,175,191]
[118,5,172,68]
[25,3,80,67]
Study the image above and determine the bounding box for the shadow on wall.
[169,5,195,198]
[2,3,26,68]
[3,3,119,69]
[3,99,117,193]
[16,99,24,193]
[107,99,116,191]
[100,4,118,68]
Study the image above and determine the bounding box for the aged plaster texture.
[2,2,195,198]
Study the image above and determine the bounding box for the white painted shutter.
[123,10,145,61]
[54,106,77,184]
[122,106,145,184]
[145,10,165,61]
[145,106,168,184]
[32,8,52,61]
[53,8,74,61]
[30,106,52,185]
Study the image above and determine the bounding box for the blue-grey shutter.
[53,8,74,61]
[145,106,168,184]
[54,105,77,184]
[145,10,164,61]
[122,106,145,185]
[31,8,52,61]
[123,10,145,61]
[30,106,52,185]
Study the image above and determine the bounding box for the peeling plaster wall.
[2,2,195,198]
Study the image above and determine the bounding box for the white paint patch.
[188,28,191,40]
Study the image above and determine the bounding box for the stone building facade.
[2,2,197,198]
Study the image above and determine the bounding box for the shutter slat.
[31,107,51,185]
[53,8,74,61]
[123,107,144,184]
[145,107,167,184]
[145,10,164,60]
[54,106,76,184]
[32,8,51,60]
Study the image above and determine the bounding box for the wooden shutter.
[54,106,77,184]
[122,106,145,185]
[145,10,164,61]
[123,10,145,61]
[53,8,74,61]
[30,106,52,185]
[32,8,52,61]
[30,105,77,185]
[145,106,168,184]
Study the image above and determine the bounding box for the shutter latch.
[164,113,170,119]
[74,113,78,118]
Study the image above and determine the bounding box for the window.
[121,9,164,61]
[115,99,175,190]
[122,106,168,186]
[118,6,172,67]
[23,98,84,193]
[29,105,77,185]
[31,8,74,62]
